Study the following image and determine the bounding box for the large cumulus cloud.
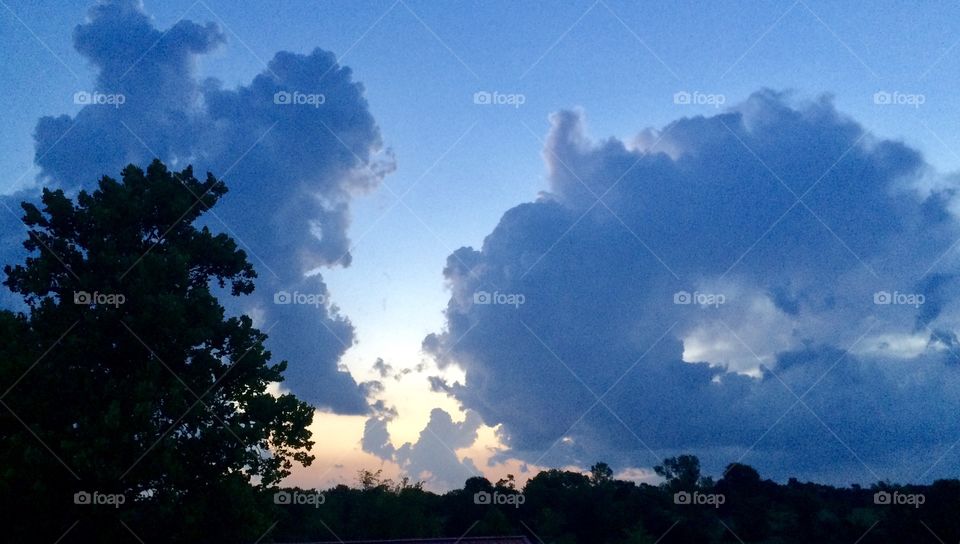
[424,90,960,484]
[13,0,394,413]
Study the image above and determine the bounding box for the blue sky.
[5,0,960,490]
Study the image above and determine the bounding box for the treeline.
[272,457,960,543]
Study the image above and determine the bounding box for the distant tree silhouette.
[589,461,614,485]
[654,455,703,491]
[264,455,960,543]
[0,160,315,542]
[716,463,773,540]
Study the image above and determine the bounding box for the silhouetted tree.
[0,160,315,542]
[654,455,703,491]
[590,461,614,485]
[266,457,960,544]
[716,463,772,540]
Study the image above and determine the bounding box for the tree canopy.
[0,160,314,542]
[263,457,960,544]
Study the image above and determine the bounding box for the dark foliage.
[270,461,960,544]
[0,161,314,542]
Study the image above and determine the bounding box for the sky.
[4,0,960,491]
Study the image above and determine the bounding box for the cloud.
[427,375,452,393]
[13,0,395,413]
[372,358,393,379]
[425,90,960,484]
[360,379,385,397]
[361,416,396,460]
[362,408,482,490]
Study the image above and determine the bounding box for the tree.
[719,463,762,492]
[0,160,315,542]
[654,455,702,491]
[716,463,771,541]
[496,474,517,490]
[590,462,614,485]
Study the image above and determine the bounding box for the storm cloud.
[424,90,960,484]
[15,0,393,413]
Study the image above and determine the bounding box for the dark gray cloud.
[372,358,393,379]
[14,0,393,413]
[427,375,451,393]
[425,91,960,484]
[359,380,387,400]
[362,417,396,460]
